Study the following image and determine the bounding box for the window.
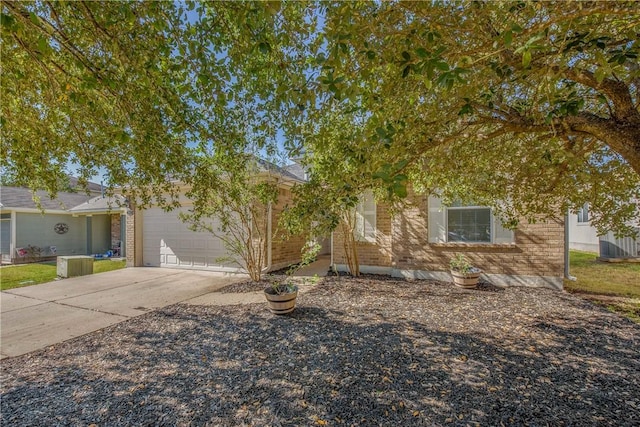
[447,202,491,242]
[355,191,376,243]
[428,196,514,244]
[577,203,589,223]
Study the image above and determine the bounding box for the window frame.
[354,191,377,243]
[577,203,590,223]
[427,195,515,245]
[445,204,493,243]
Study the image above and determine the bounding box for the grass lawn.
[0,259,126,291]
[564,250,640,322]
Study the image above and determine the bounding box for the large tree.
[286,1,640,235]
[1,1,310,205]
[3,1,639,235]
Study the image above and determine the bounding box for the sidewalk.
[293,254,331,277]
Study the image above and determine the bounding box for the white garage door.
[142,207,241,272]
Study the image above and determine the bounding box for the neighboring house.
[124,163,307,274]
[568,202,640,258]
[567,203,600,253]
[333,190,565,289]
[0,185,127,264]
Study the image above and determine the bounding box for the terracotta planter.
[450,270,481,289]
[264,286,298,315]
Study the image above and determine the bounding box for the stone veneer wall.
[333,193,565,288]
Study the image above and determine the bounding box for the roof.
[65,176,103,193]
[283,163,306,180]
[255,158,305,183]
[69,195,127,214]
[0,186,94,211]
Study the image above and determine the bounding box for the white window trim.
[445,205,493,244]
[354,191,376,243]
[428,195,514,244]
[577,203,590,224]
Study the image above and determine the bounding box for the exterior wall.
[128,187,306,271]
[567,212,600,253]
[270,187,307,270]
[90,214,111,254]
[15,212,87,257]
[110,214,121,247]
[333,202,394,268]
[334,193,565,289]
[1,215,11,263]
[126,207,137,267]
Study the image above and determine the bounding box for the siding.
[16,213,87,256]
[90,214,111,254]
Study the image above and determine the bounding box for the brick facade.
[332,202,394,268]
[125,207,136,267]
[270,187,306,269]
[110,214,121,247]
[334,193,565,288]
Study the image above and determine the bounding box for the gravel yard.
[2,276,639,426]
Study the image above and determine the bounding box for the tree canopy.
[2,1,639,234]
[282,0,640,235]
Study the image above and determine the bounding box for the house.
[567,203,600,253]
[123,156,567,287]
[123,163,307,274]
[332,190,565,289]
[568,202,640,259]
[0,184,127,264]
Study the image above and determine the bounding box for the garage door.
[142,207,241,272]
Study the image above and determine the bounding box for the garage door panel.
[165,254,178,265]
[142,208,241,271]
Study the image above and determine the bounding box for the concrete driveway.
[0,268,244,359]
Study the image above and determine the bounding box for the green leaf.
[511,23,523,33]
[392,181,407,198]
[434,61,449,71]
[1,13,15,28]
[37,37,49,55]
[258,42,271,54]
[366,50,376,60]
[458,103,473,116]
[522,50,532,68]
[594,68,605,84]
[264,1,281,16]
[503,30,513,47]
[372,171,390,181]
[29,12,39,25]
[402,51,411,61]
[402,65,411,78]
[415,47,429,58]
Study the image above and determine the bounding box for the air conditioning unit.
[57,256,94,278]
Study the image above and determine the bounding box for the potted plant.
[264,241,321,315]
[449,254,482,289]
[264,281,299,315]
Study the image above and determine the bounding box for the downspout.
[330,231,334,272]
[564,209,576,281]
[261,202,273,273]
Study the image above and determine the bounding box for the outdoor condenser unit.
[57,256,94,278]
